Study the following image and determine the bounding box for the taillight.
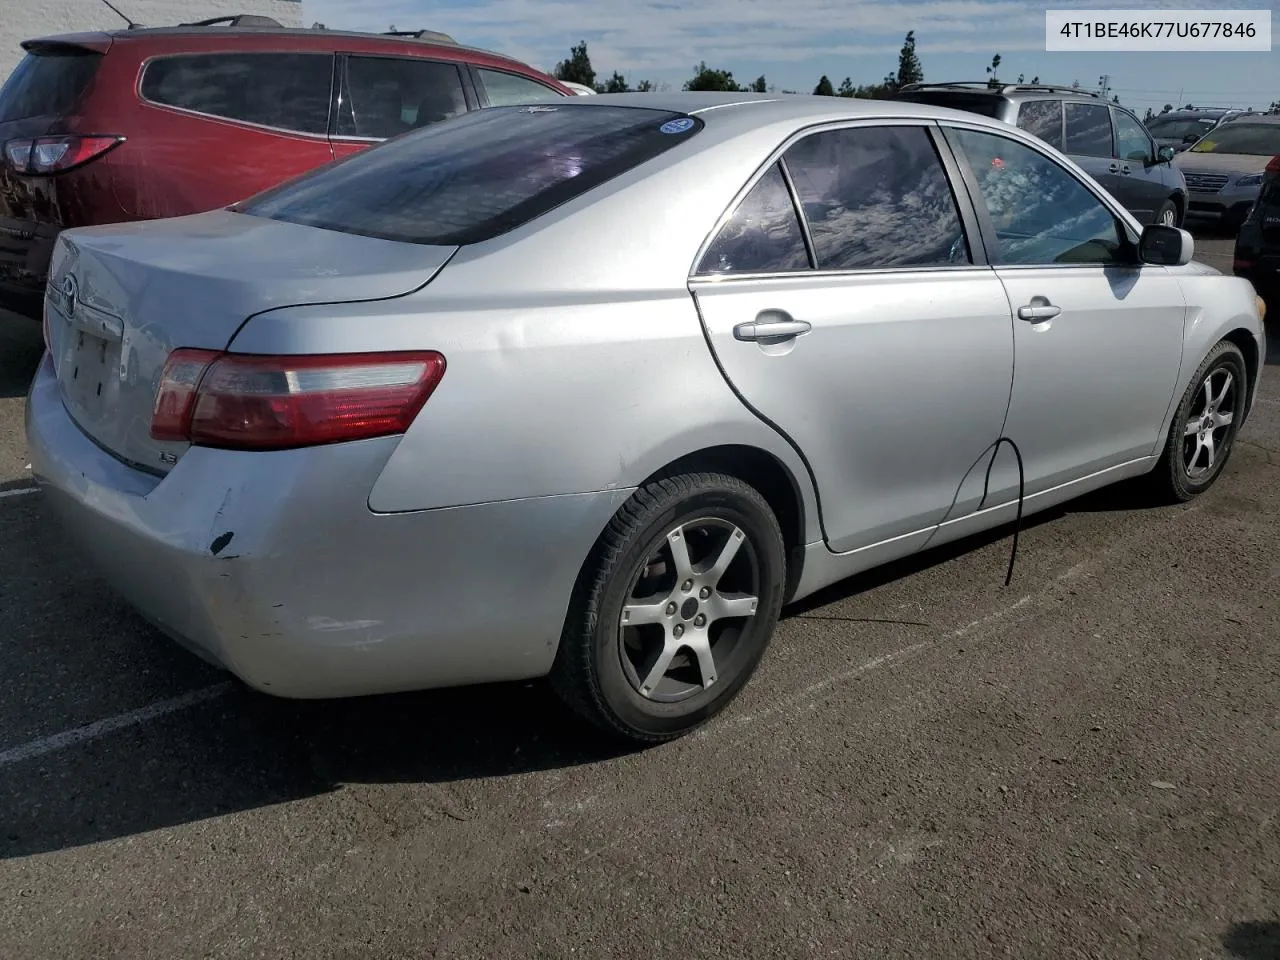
[1267,155,1280,175]
[150,350,447,450]
[2,135,125,176]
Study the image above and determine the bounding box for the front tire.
[1154,198,1179,228]
[1147,340,1248,502]
[550,472,786,743]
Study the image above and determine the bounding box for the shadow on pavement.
[1223,921,1280,960]
[0,311,42,401]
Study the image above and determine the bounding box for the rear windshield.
[894,91,1006,119]
[236,103,704,245]
[0,48,102,121]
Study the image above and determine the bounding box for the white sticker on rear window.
[660,118,695,134]
[522,105,558,113]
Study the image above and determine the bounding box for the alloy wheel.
[1182,367,1236,480]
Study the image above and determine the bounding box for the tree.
[814,75,835,96]
[554,41,596,89]
[684,61,743,92]
[1184,103,1196,110]
[600,71,629,94]
[1144,107,1155,122]
[838,77,856,97]
[310,21,327,29]
[1161,103,1173,113]
[895,30,923,88]
[1270,99,1280,114]
[985,53,1002,87]
[635,79,655,93]
[750,75,768,93]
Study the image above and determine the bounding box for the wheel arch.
[1222,325,1260,419]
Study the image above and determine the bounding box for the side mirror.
[1158,145,1177,163]
[1139,224,1194,266]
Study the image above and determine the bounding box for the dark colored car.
[1234,153,1280,307]
[895,81,1188,228]
[0,16,573,322]
[1145,108,1255,153]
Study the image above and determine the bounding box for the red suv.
[0,16,572,322]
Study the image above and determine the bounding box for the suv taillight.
[150,350,447,450]
[3,135,125,176]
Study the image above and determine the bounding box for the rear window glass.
[0,49,101,121]
[141,53,333,135]
[237,104,704,245]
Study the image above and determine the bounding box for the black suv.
[895,82,1188,227]
[1234,155,1280,308]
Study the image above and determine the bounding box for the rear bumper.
[26,355,632,698]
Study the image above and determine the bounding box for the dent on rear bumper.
[26,357,634,698]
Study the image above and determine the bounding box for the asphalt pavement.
[2,231,1279,960]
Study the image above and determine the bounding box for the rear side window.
[1016,100,1064,150]
[1064,102,1114,158]
[337,56,467,140]
[780,125,971,270]
[477,68,562,106]
[237,104,704,245]
[696,163,811,275]
[140,53,333,135]
[0,48,101,121]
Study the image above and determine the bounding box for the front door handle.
[1108,162,1120,173]
[733,318,813,341]
[1017,301,1061,322]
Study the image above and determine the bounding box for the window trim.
[469,64,567,108]
[331,51,476,144]
[136,51,336,141]
[689,117,989,284]
[937,119,1145,272]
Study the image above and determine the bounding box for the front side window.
[477,68,563,106]
[780,125,971,270]
[238,104,703,246]
[1016,100,1064,150]
[140,53,333,134]
[1064,102,1114,158]
[696,163,811,275]
[1113,109,1153,163]
[338,56,467,140]
[948,127,1128,266]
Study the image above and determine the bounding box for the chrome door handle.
[733,319,812,341]
[1017,303,1061,322]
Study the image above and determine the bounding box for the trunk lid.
[46,209,457,474]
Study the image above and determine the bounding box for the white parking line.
[0,485,39,500]
[0,682,233,768]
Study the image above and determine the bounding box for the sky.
[306,0,1279,113]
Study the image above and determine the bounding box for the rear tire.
[550,472,786,744]
[1146,340,1247,503]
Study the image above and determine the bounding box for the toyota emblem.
[61,273,78,313]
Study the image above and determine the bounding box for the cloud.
[304,0,1268,79]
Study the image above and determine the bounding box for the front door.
[1112,107,1170,223]
[691,122,1015,554]
[942,124,1186,503]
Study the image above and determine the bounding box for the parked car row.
[0,16,574,322]
[21,81,1267,740]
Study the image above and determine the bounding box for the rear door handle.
[733,319,812,341]
[1017,302,1061,322]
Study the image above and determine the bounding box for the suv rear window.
[0,47,101,121]
[237,104,704,245]
[140,53,334,135]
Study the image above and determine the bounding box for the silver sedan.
[26,93,1267,742]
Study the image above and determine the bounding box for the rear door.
[691,121,1015,554]
[329,53,474,160]
[131,51,336,215]
[1063,101,1123,202]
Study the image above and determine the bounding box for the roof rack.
[179,15,284,28]
[381,29,456,44]
[898,80,1102,99]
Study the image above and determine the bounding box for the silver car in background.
[1175,115,1280,229]
[26,93,1266,743]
